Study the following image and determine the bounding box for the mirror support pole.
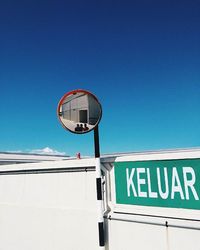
[94,126,105,248]
[94,125,100,158]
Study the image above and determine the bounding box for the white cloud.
[5,147,67,156]
[30,147,66,155]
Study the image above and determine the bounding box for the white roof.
[1,147,200,165]
[0,152,70,165]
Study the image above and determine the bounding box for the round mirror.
[57,89,102,134]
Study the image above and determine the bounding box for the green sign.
[114,159,200,210]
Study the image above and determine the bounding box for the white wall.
[0,159,99,250]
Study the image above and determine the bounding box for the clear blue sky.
[0,0,200,156]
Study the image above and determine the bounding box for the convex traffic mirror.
[57,89,102,134]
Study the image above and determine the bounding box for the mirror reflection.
[57,90,102,134]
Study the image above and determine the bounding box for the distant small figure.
[80,124,84,131]
[84,123,89,131]
[76,152,81,159]
[75,124,82,132]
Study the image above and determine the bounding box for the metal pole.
[94,125,100,158]
[94,126,105,248]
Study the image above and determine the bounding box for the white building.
[0,148,200,250]
[61,92,101,125]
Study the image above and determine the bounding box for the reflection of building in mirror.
[61,93,100,127]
